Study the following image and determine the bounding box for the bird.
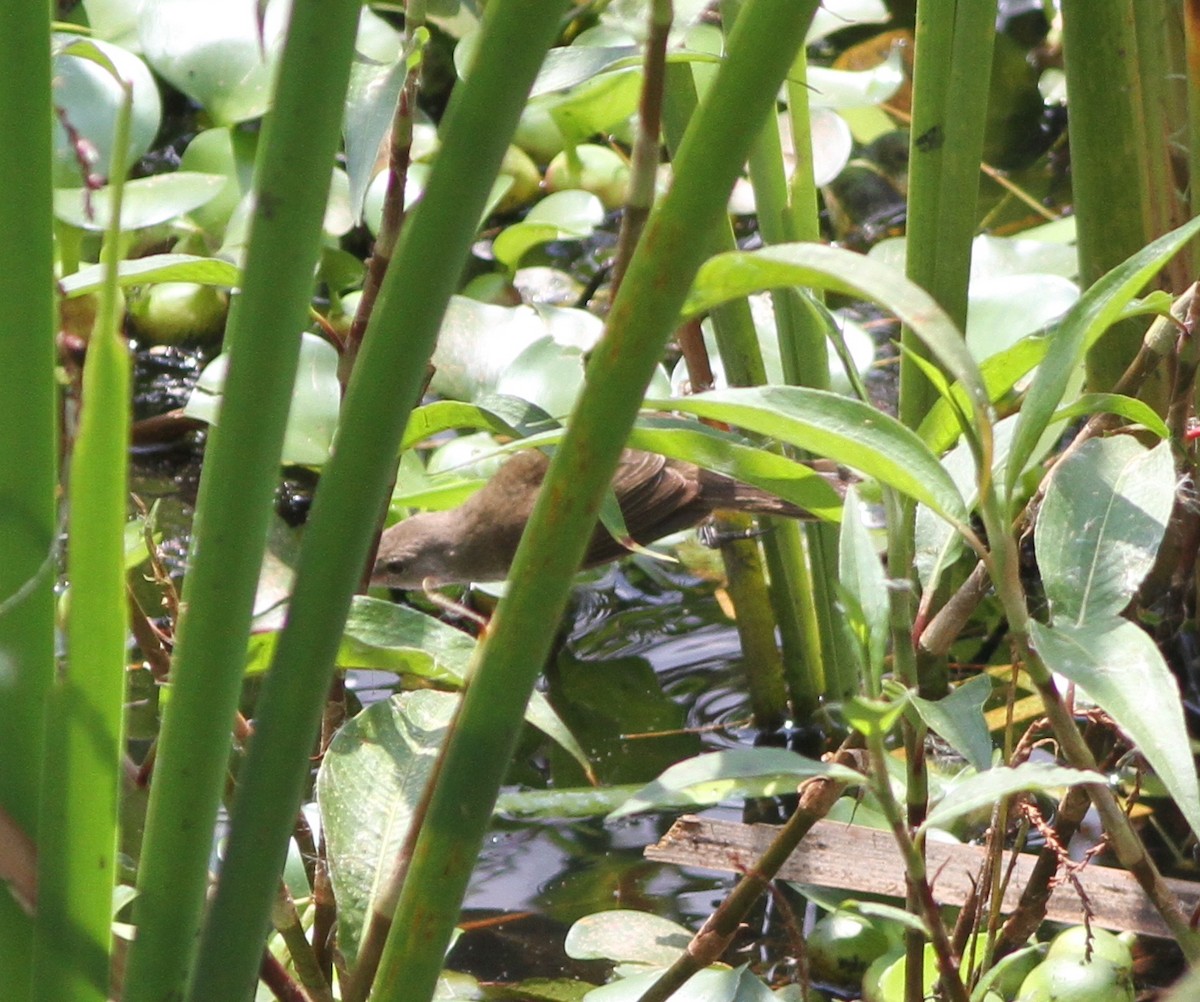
[371,447,845,589]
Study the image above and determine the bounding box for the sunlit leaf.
[921,762,1104,833]
[607,748,862,820]
[1036,438,1174,624]
[1030,619,1200,844]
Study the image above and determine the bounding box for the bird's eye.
[385,558,408,575]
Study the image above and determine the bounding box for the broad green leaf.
[493,189,606,271]
[60,253,242,298]
[338,597,593,777]
[1036,438,1174,624]
[921,762,1104,833]
[1005,215,1200,493]
[837,485,888,685]
[585,964,775,1002]
[338,596,476,682]
[909,674,994,773]
[317,690,456,966]
[607,748,862,820]
[1029,619,1200,843]
[646,387,970,527]
[565,911,691,966]
[54,171,226,231]
[495,785,644,819]
[683,244,988,432]
[186,332,340,465]
[139,0,289,123]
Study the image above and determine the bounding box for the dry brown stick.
[634,747,863,1002]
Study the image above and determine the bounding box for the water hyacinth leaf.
[428,295,603,402]
[317,690,455,966]
[54,172,226,231]
[807,48,904,109]
[565,910,691,966]
[51,34,162,187]
[528,42,641,97]
[495,785,644,819]
[607,748,862,820]
[647,386,970,527]
[138,0,290,123]
[1049,393,1169,439]
[1036,438,1174,625]
[921,762,1105,834]
[683,243,988,431]
[492,189,606,271]
[341,10,407,217]
[185,332,339,464]
[965,273,1079,361]
[837,486,889,684]
[1005,214,1200,494]
[586,964,775,1002]
[1029,619,1200,844]
[628,419,847,521]
[909,674,994,773]
[808,0,889,43]
[338,597,592,777]
[60,253,242,298]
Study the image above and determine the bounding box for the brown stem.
[635,746,863,1002]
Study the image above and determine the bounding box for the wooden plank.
[646,816,1200,938]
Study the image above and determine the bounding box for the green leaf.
[683,243,988,429]
[628,418,847,521]
[918,335,1046,455]
[1005,215,1200,493]
[909,674,994,773]
[646,386,970,526]
[837,485,889,685]
[607,748,862,820]
[1029,619,1200,844]
[1049,393,1169,439]
[921,762,1105,834]
[1036,438,1174,624]
[564,910,691,966]
[317,690,455,966]
[54,171,226,230]
[401,395,558,450]
[843,693,908,739]
[585,964,775,1002]
[60,253,242,298]
[338,597,594,779]
[338,596,476,682]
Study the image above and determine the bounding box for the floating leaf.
[608,748,862,820]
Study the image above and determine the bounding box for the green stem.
[370,5,821,1000]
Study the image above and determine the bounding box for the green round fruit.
[1044,926,1133,974]
[545,144,631,211]
[807,912,892,987]
[127,282,228,343]
[1016,954,1134,1002]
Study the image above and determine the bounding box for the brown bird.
[371,448,842,589]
